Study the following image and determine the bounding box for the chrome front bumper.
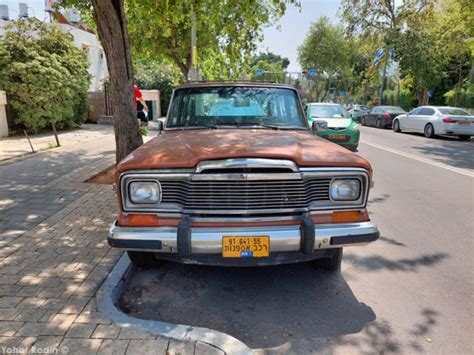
[108,220,379,256]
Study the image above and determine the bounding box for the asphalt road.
[120,127,473,354]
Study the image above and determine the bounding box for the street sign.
[373,48,385,65]
[256,69,264,76]
[308,69,316,77]
[428,90,433,98]
[339,91,346,97]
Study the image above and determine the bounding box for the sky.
[2,0,342,72]
[1,0,49,22]
[260,0,342,72]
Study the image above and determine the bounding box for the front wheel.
[424,123,435,138]
[393,120,401,132]
[458,135,471,141]
[313,248,343,272]
[361,117,366,126]
[127,251,162,269]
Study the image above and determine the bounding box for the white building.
[0,5,108,91]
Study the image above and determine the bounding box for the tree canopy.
[126,0,299,79]
[0,18,90,132]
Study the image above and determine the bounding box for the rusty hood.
[117,129,371,173]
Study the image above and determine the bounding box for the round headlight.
[330,179,361,201]
[129,181,161,204]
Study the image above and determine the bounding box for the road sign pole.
[379,47,389,105]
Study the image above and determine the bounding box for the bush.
[0,18,90,132]
[134,61,181,116]
[444,85,474,109]
[384,89,416,111]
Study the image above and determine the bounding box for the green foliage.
[248,52,289,83]
[133,61,181,115]
[297,17,352,100]
[126,0,299,78]
[444,85,474,109]
[0,18,90,132]
[383,89,416,111]
[339,0,473,106]
[139,126,149,136]
[250,52,290,69]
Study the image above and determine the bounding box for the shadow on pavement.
[344,252,448,272]
[120,262,376,351]
[406,134,474,170]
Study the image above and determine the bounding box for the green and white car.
[306,103,360,151]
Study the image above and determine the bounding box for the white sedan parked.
[392,106,474,140]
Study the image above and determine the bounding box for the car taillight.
[442,117,457,123]
[383,113,390,118]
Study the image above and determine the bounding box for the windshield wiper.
[240,124,306,130]
[178,125,220,130]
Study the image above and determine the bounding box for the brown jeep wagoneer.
[108,82,379,271]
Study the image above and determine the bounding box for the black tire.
[313,248,343,272]
[127,251,162,269]
[361,117,366,126]
[393,119,401,132]
[458,135,471,141]
[424,123,435,138]
[376,118,383,129]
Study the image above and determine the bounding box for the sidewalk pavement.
[0,124,115,162]
[0,130,217,354]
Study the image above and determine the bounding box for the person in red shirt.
[134,85,148,123]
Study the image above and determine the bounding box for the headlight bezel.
[329,178,362,201]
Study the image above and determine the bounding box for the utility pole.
[188,5,200,81]
[379,48,389,105]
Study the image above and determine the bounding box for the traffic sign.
[308,69,316,77]
[339,91,346,97]
[256,69,264,76]
[428,90,433,98]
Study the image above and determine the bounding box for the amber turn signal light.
[332,210,368,223]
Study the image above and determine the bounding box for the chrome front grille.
[160,178,331,212]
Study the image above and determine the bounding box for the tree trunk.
[417,87,427,106]
[92,0,143,164]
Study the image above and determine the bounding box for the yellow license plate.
[459,121,470,125]
[222,236,270,258]
[328,134,346,140]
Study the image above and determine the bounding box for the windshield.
[166,86,306,129]
[438,108,470,116]
[385,107,406,114]
[310,105,348,118]
[356,105,369,111]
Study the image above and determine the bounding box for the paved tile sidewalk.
[0,124,115,162]
[0,133,215,354]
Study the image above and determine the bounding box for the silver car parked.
[392,106,474,140]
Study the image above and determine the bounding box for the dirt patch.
[86,165,116,184]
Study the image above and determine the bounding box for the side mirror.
[312,120,328,133]
[156,120,163,135]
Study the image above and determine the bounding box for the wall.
[57,24,108,91]
[0,91,8,137]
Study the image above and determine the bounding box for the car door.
[415,107,435,132]
[366,108,379,126]
[403,107,423,130]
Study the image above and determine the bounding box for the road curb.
[96,253,254,355]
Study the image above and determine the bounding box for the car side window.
[409,108,422,116]
[371,107,380,114]
[419,108,435,116]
